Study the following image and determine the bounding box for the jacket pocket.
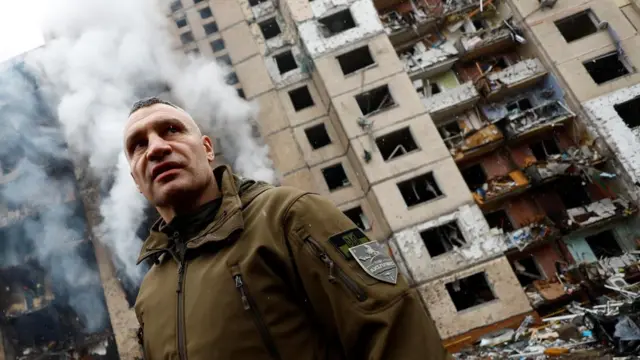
[231,266,282,360]
[304,237,368,302]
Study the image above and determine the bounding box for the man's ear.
[202,135,215,162]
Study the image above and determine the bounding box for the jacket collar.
[136,164,271,264]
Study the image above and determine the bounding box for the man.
[124,97,449,360]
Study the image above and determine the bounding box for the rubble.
[419,80,480,117]
[399,37,458,77]
[563,198,637,230]
[477,58,547,98]
[472,170,529,205]
[501,100,574,139]
[524,145,605,183]
[443,123,504,161]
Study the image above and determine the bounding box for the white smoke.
[24,0,275,285]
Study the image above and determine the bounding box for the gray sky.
[0,0,45,62]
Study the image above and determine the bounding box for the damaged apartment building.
[165,0,640,353]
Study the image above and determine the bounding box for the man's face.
[123,103,214,207]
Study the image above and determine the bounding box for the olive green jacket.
[135,165,448,360]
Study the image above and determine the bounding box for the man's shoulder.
[247,184,312,209]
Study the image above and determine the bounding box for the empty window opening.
[194,0,204,3]
[180,31,194,44]
[170,0,182,12]
[275,50,298,74]
[217,54,232,66]
[586,230,624,259]
[288,86,314,111]
[614,96,640,129]
[375,127,418,161]
[397,172,443,207]
[259,18,281,40]
[420,222,466,257]
[446,272,496,311]
[249,0,269,6]
[495,57,510,70]
[200,7,213,19]
[485,209,514,233]
[530,138,561,161]
[175,17,187,28]
[322,163,351,191]
[337,46,375,75]
[204,22,218,35]
[555,177,592,209]
[512,256,545,286]
[226,72,239,85]
[438,120,463,149]
[555,10,598,43]
[237,88,245,99]
[584,52,630,85]
[211,39,225,52]
[472,19,487,31]
[343,206,370,230]
[506,98,533,114]
[355,85,395,116]
[305,124,332,150]
[461,163,486,191]
[319,9,356,37]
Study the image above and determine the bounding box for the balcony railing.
[562,198,637,231]
[472,170,530,206]
[524,145,605,184]
[478,58,547,99]
[400,42,458,79]
[503,100,574,139]
[420,81,480,120]
[443,124,504,162]
[455,26,515,61]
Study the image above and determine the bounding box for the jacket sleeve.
[283,193,449,360]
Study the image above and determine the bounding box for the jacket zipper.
[305,237,367,302]
[174,232,188,360]
[232,270,282,360]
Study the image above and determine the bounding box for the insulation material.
[392,204,507,283]
[419,80,479,114]
[481,58,547,95]
[298,0,384,58]
[251,0,276,20]
[378,4,431,35]
[399,39,458,74]
[503,101,573,138]
[457,26,512,53]
[566,198,636,228]
[526,146,604,182]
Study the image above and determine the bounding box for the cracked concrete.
[420,81,479,115]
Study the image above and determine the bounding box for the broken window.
[614,96,640,129]
[217,54,232,66]
[584,52,630,85]
[530,138,561,161]
[322,163,351,191]
[555,177,592,209]
[511,256,545,286]
[288,86,314,111]
[200,7,213,19]
[446,272,496,311]
[175,17,187,28]
[397,172,443,207]
[259,17,281,40]
[555,10,598,43]
[225,72,239,85]
[461,163,486,191]
[211,39,225,52]
[304,123,332,150]
[170,0,182,12]
[249,0,269,6]
[420,222,466,257]
[585,230,624,258]
[485,209,514,233]
[355,85,394,116]
[204,22,218,35]
[375,127,418,161]
[237,88,245,99]
[274,50,298,74]
[180,31,194,44]
[506,98,533,114]
[319,9,356,37]
[438,120,463,149]
[343,206,370,230]
[337,46,375,75]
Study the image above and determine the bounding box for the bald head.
[125,98,202,142]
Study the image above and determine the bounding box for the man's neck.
[158,180,221,223]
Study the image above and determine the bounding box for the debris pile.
[524,146,605,183]
[445,124,504,160]
[503,100,573,138]
[472,170,529,204]
[564,198,637,230]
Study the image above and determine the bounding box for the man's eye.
[167,125,179,133]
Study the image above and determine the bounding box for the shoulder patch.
[328,228,370,260]
[349,241,398,285]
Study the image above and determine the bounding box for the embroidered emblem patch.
[349,241,398,285]
[328,228,370,260]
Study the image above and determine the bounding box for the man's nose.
[146,135,172,161]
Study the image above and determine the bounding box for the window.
[446,272,496,311]
[217,54,232,66]
[194,0,205,3]
[438,121,463,149]
[259,18,281,40]
[226,72,239,85]
[186,47,200,55]
[337,46,374,75]
[584,52,630,85]
[485,209,514,233]
[211,39,225,52]
[343,206,370,230]
[355,85,394,116]
[322,163,351,191]
[170,0,182,12]
[175,17,187,28]
[249,0,270,6]
[460,164,486,191]
[585,230,624,259]
[397,172,443,207]
[180,31,194,44]
[420,222,466,257]
[204,22,218,35]
[305,124,332,150]
[274,50,298,74]
[200,7,213,19]
[237,88,245,99]
[288,86,314,111]
[506,98,533,113]
[318,9,356,37]
[555,10,598,43]
[614,96,640,129]
[556,178,591,209]
[375,127,418,161]
[530,138,561,161]
[512,256,544,286]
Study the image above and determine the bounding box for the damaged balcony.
[398,34,459,80]
[476,58,547,101]
[417,79,480,121]
[501,100,575,142]
[455,24,517,62]
[437,110,504,163]
[524,144,606,186]
[461,163,530,207]
[377,4,437,47]
[562,198,638,233]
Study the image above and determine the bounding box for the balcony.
[379,9,437,47]
[561,198,638,232]
[399,39,458,80]
[524,145,606,185]
[502,101,575,142]
[477,58,548,101]
[504,220,559,251]
[455,26,517,62]
[472,170,530,207]
[419,81,480,121]
[442,124,504,163]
